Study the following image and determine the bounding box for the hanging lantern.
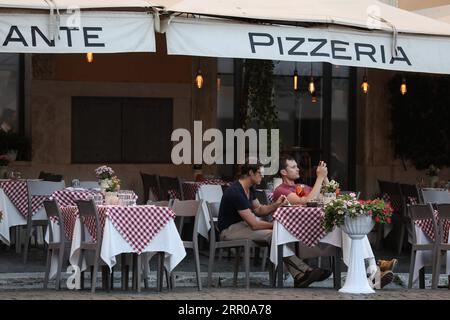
[308,76,315,95]
[400,77,407,95]
[293,70,299,91]
[195,70,204,89]
[86,52,94,63]
[361,76,369,94]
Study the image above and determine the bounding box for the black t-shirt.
[218,181,256,232]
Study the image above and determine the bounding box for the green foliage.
[243,59,279,131]
[388,74,450,170]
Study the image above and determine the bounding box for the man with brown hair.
[218,158,330,288]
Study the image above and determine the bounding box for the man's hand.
[275,194,289,207]
[316,161,328,179]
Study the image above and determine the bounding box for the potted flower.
[321,193,393,294]
[95,165,121,205]
[321,179,340,204]
[425,164,440,188]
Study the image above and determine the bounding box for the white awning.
[415,5,450,24]
[161,0,450,74]
[0,0,161,10]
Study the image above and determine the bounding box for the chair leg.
[15,226,21,253]
[397,223,405,255]
[408,249,416,289]
[56,246,65,290]
[23,220,32,264]
[432,250,442,289]
[43,248,51,289]
[207,245,216,288]
[419,267,425,289]
[233,247,241,287]
[143,253,149,289]
[91,254,99,293]
[193,243,202,291]
[261,247,268,272]
[244,244,250,290]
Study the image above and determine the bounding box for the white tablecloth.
[270,221,375,267]
[69,217,186,274]
[0,188,46,245]
[412,225,450,285]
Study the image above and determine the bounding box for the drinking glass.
[72,179,80,188]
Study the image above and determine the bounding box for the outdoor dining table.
[270,205,375,288]
[46,204,186,291]
[0,179,47,246]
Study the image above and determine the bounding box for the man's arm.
[238,209,273,230]
[252,196,287,216]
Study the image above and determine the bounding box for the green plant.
[389,74,450,170]
[321,194,393,233]
[243,59,279,135]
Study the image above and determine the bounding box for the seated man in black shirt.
[218,159,331,288]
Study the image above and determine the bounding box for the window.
[72,97,173,163]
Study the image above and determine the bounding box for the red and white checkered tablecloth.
[0,180,47,218]
[182,179,230,200]
[106,205,175,253]
[414,210,450,242]
[51,189,101,207]
[49,206,79,241]
[273,206,326,247]
[56,205,175,253]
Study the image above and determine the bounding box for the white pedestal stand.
[339,215,375,294]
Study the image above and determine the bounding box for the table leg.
[277,244,283,288]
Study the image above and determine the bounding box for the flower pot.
[339,215,375,294]
[99,179,110,193]
[323,192,336,205]
[104,192,119,205]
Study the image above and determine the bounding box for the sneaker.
[380,270,394,288]
[377,259,398,272]
[317,268,332,282]
[294,268,322,288]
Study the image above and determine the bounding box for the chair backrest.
[206,201,221,243]
[378,180,403,212]
[159,176,184,200]
[43,199,66,243]
[255,190,269,205]
[140,172,161,203]
[408,203,438,244]
[27,180,66,197]
[79,181,100,189]
[198,184,223,203]
[400,183,420,199]
[148,200,171,207]
[38,171,64,182]
[339,191,361,200]
[75,199,100,243]
[436,203,450,220]
[420,188,450,204]
[171,199,202,239]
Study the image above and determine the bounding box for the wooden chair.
[420,188,450,204]
[23,180,66,264]
[140,172,161,203]
[377,180,403,250]
[398,183,420,254]
[159,176,184,201]
[407,203,438,289]
[43,200,72,290]
[170,199,203,290]
[206,201,274,289]
[433,204,450,289]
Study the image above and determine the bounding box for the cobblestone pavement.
[0,287,449,300]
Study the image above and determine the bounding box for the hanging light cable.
[400,76,407,95]
[361,69,369,94]
[195,57,204,89]
[86,52,94,63]
[293,62,299,91]
[308,62,315,95]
